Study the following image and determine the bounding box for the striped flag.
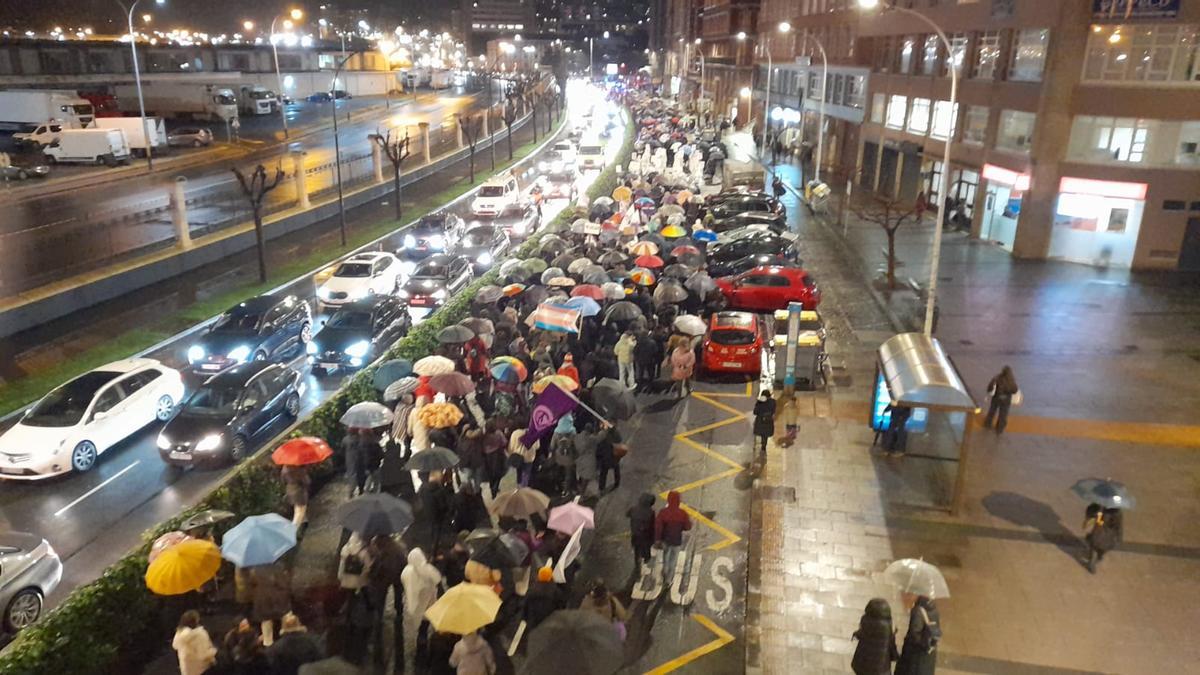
[530,303,581,334]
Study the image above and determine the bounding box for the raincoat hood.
[639,493,656,508]
[408,548,428,567]
[667,490,681,507]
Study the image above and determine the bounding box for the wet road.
[0,88,623,615]
[0,85,502,297]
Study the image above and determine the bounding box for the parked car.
[497,204,540,241]
[708,231,799,264]
[399,211,466,260]
[537,150,576,180]
[707,252,800,279]
[187,294,312,374]
[705,194,786,220]
[700,311,764,375]
[308,296,412,374]
[710,211,786,234]
[470,174,522,217]
[167,126,214,147]
[157,362,302,467]
[398,254,474,309]
[0,163,50,181]
[306,92,333,102]
[0,359,185,478]
[331,89,352,99]
[456,224,511,270]
[0,532,62,632]
[715,266,821,312]
[316,252,403,308]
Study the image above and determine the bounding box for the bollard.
[457,120,464,149]
[420,122,431,164]
[291,151,310,209]
[171,176,192,249]
[372,142,384,183]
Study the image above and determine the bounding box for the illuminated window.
[973,31,1000,80]
[997,110,1036,153]
[907,97,930,134]
[886,94,907,129]
[1009,28,1049,81]
[931,101,958,140]
[963,105,988,144]
[1083,24,1200,83]
[921,35,939,75]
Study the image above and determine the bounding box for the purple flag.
[521,383,579,447]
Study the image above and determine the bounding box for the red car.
[714,266,821,312]
[701,311,764,374]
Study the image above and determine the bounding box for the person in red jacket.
[557,353,581,387]
[654,490,692,582]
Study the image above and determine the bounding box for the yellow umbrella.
[612,186,633,203]
[532,374,579,393]
[661,224,688,238]
[145,538,221,596]
[424,582,502,635]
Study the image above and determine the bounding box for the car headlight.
[432,289,447,299]
[349,287,369,300]
[317,286,332,300]
[226,345,252,363]
[306,341,318,355]
[537,161,548,171]
[477,252,492,265]
[429,235,445,249]
[187,345,205,364]
[156,433,172,450]
[402,234,416,249]
[344,340,371,358]
[195,433,223,452]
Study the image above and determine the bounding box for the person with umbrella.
[896,592,942,675]
[250,563,292,647]
[343,428,380,498]
[1082,502,1123,574]
[851,599,899,675]
[402,547,445,661]
[449,630,496,674]
[282,464,312,531]
[367,534,409,669]
[419,469,455,553]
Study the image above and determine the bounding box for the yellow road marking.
[691,393,749,418]
[643,614,736,675]
[679,503,741,551]
[675,436,744,471]
[659,467,741,499]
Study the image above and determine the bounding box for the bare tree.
[852,193,917,291]
[370,128,412,221]
[501,99,518,160]
[523,87,539,142]
[541,91,555,132]
[232,164,285,283]
[456,112,484,183]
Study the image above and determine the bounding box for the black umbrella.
[474,285,504,304]
[589,202,616,222]
[539,236,569,256]
[335,493,415,537]
[662,263,694,280]
[675,250,705,268]
[523,610,623,675]
[597,250,629,267]
[591,378,636,421]
[467,531,525,568]
[179,509,235,531]
[1071,478,1136,509]
[582,269,611,286]
[603,301,643,324]
[653,279,689,304]
[550,252,577,270]
[403,446,460,472]
[437,325,475,344]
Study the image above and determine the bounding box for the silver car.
[167,127,214,147]
[0,532,62,632]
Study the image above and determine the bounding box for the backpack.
[916,606,941,652]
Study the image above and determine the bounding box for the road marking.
[54,461,140,517]
[642,614,736,675]
[680,503,741,551]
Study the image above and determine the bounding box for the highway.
[0,84,504,297]
[0,82,622,618]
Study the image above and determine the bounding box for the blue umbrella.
[693,229,718,243]
[373,359,413,390]
[221,514,297,567]
[1071,478,1136,509]
[560,296,602,317]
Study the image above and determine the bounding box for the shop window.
[908,97,931,134]
[997,110,1035,153]
[1068,116,1150,163]
[921,35,940,75]
[973,31,1001,80]
[963,106,988,145]
[886,94,908,129]
[1009,28,1049,81]
[1192,202,1200,211]
[1083,24,1200,84]
[931,101,959,140]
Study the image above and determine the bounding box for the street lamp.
[117,0,164,171]
[857,0,958,336]
[270,8,304,140]
[329,50,360,247]
[761,21,793,160]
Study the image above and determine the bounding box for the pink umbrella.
[149,531,192,563]
[547,501,595,534]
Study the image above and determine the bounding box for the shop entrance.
[981,185,1021,251]
[1048,177,1147,268]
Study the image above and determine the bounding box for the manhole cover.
[759,486,796,502]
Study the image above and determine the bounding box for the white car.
[470,174,522,218]
[578,141,606,170]
[552,141,577,166]
[316,252,403,307]
[0,359,185,479]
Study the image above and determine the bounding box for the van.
[470,174,521,217]
[12,123,66,149]
[42,128,131,167]
[577,141,605,170]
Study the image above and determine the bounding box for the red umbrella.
[429,372,475,396]
[570,284,605,300]
[272,437,334,466]
[634,254,664,268]
[671,244,701,258]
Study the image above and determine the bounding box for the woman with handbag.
[984,366,1020,435]
[895,593,941,675]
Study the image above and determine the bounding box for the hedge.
[0,106,633,675]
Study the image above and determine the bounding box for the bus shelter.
[871,333,980,514]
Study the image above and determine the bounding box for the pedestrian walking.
[774,391,799,447]
[221,617,262,675]
[851,598,898,675]
[524,565,563,631]
[627,493,656,569]
[251,563,292,647]
[449,631,496,675]
[883,404,913,457]
[281,464,311,530]
[984,365,1020,434]
[633,331,660,392]
[895,594,941,675]
[1082,503,1123,573]
[752,390,776,459]
[654,490,692,582]
[343,428,378,497]
[772,174,786,199]
[615,330,638,389]
[401,547,444,660]
[596,423,624,492]
[579,580,628,641]
[669,341,696,399]
[266,612,324,675]
[367,534,408,668]
[418,470,454,552]
[173,610,217,675]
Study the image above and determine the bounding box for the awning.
[877,333,977,412]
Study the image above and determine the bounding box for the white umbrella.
[884,559,950,599]
[601,282,626,300]
[673,314,707,336]
[413,355,456,376]
[340,401,393,428]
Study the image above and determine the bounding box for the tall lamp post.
[117,0,163,171]
[804,31,828,183]
[270,8,304,140]
[857,0,958,335]
[759,22,793,159]
[329,51,360,246]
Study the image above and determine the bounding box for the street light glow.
[779,21,792,33]
[740,86,751,97]
[737,31,746,40]
[142,13,152,23]
[289,8,304,20]
[857,0,881,8]
[282,20,293,30]
[243,20,254,31]
[694,38,701,44]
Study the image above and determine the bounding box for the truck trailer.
[0,90,95,132]
[94,117,168,157]
[113,82,238,123]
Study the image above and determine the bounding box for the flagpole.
[558,386,612,427]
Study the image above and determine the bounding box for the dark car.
[157,362,302,467]
[706,194,786,220]
[308,296,411,374]
[398,254,474,309]
[708,231,799,264]
[456,225,511,270]
[494,204,540,241]
[708,252,801,278]
[710,211,787,234]
[186,294,311,375]
[306,92,333,102]
[398,211,466,260]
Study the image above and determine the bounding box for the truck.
[0,90,95,132]
[238,85,277,116]
[430,70,452,90]
[42,128,131,167]
[94,116,168,157]
[113,82,238,123]
[78,92,122,118]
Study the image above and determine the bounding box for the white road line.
[54,461,141,517]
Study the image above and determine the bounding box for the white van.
[42,128,131,167]
[470,174,522,217]
[577,140,605,170]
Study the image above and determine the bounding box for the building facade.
[761,0,1200,270]
[457,0,537,51]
